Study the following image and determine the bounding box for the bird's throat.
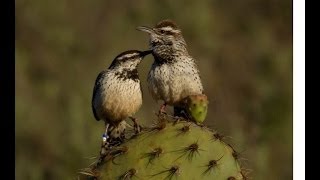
[115,69,139,82]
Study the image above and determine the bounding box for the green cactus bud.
[182,94,209,124]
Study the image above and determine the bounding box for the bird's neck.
[152,45,189,65]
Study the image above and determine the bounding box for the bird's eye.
[160,30,165,34]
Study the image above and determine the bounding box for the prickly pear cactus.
[182,94,209,124]
[79,119,247,180]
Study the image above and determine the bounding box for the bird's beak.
[136,26,154,34]
[140,50,153,57]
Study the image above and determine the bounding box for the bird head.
[109,50,152,70]
[137,19,187,60]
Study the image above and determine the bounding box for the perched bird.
[136,20,204,118]
[92,50,151,145]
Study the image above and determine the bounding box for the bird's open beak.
[136,26,154,34]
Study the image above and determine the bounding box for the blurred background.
[15,0,292,179]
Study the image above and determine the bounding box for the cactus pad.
[79,120,246,180]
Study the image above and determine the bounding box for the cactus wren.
[137,19,204,118]
[92,50,151,147]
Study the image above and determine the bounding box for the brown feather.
[155,19,178,29]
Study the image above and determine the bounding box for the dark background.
[15,0,292,179]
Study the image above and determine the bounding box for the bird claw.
[98,136,125,166]
[156,104,168,120]
[172,116,183,125]
[130,117,142,135]
[159,104,167,115]
[133,124,141,134]
[98,143,109,165]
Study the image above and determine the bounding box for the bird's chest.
[148,62,189,104]
[101,75,142,117]
[105,75,141,101]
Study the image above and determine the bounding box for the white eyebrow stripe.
[160,27,180,33]
[118,53,139,60]
[171,29,180,33]
[161,27,174,31]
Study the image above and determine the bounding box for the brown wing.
[91,71,106,121]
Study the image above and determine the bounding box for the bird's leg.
[120,129,126,141]
[159,103,167,115]
[100,123,110,157]
[172,106,190,125]
[130,117,142,135]
[103,123,110,142]
[174,106,189,119]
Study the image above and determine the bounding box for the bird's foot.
[130,117,142,135]
[157,103,168,121]
[98,137,110,166]
[158,103,167,116]
[172,116,184,125]
[100,133,111,152]
[98,134,125,166]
